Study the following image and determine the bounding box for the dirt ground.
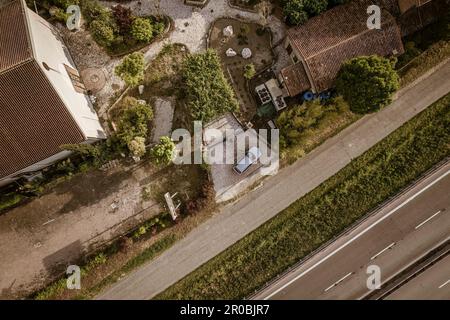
[0,157,206,298]
[209,18,274,121]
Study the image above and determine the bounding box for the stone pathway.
[151,97,175,144]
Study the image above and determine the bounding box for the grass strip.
[80,234,177,299]
[34,234,176,300]
[156,93,450,299]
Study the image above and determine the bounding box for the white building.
[0,0,106,187]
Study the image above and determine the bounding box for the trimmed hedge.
[157,93,450,299]
[182,49,239,123]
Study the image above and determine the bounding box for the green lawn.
[156,93,450,299]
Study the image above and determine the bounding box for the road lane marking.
[324,272,354,292]
[438,279,450,289]
[415,210,442,230]
[42,219,55,226]
[370,242,396,260]
[263,168,450,300]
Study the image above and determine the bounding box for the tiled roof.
[280,63,311,97]
[0,0,86,179]
[0,61,86,179]
[0,0,33,72]
[399,0,448,36]
[287,0,404,92]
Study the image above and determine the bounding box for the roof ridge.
[305,11,397,61]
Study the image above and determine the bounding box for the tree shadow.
[54,169,131,215]
[42,240,83,276]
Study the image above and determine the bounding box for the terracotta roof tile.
[280,63,311,97]
[287,0,404,92]
[0,61,86,179]
[0,0,33,72]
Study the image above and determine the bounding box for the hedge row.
[156,93,450,299]
[182,49,239,123]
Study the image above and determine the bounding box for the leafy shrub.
[112,4,134,34]
[153,21,165,36]
[80,0,109,24]
[277,97,348,148]
[182,49,239,122]
[131,17,154,42]
[90,18,115,47]
[283,0,328,26]
[243,63,256,79]
[115,52,146,86]
[128,136,147,158]
[116,97,153,148]
[47,0,78,10]
[0,193,25,212]
[55,159,76,175]
[60,143,100,160]
[151,136,175,165]
[336,55,399,114]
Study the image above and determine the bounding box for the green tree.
[60,143,100,160]
[243,64,256,79]
[115,52,145,86]
[116,97,153,147]
[151,136,175,165]
[283,0,308,26]
[128,136,147,158]
[90,19,115,47]
[131,17,154,42]
[304,0,328,15]
[283,0,328,26]
[336,55,399,114]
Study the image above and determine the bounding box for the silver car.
[233,147,262,174]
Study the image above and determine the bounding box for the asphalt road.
[97,60,450,300]
[385,254,450,300]
[254,163,450,300]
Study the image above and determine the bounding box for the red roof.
[0,0,86,179]
[285,0,404,93]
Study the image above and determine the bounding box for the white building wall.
[0,8,107,187]
[25,9,106,140]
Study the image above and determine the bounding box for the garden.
[182,49,240,124]
[27,0,169,56]
[32,162,216,300]
[209,18,274,121]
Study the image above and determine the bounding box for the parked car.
[233,147,262,174]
